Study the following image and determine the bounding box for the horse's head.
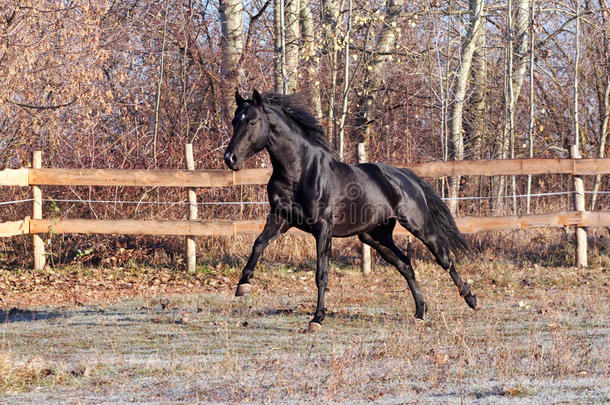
[224,90,270,171]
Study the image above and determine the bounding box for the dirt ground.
[0,259,608,403]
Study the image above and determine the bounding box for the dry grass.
[0,257,608,403]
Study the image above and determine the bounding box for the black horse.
[224,90,478,331]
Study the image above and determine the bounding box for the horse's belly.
[331,200,393,237]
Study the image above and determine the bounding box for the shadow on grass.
[253,306,410,324]
[0,308,64,324]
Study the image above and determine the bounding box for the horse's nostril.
[224,152,238,167]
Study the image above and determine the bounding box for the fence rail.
[1,158,609,187]
[1,154,609,269]
[1,211,608,239]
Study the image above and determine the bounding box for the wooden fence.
[1,150,609,271]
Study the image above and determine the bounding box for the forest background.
[0,0,608,267]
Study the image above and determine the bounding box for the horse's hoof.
[235,283,252,297]
[308,322,322,333]
[414,302,429,320]
[465,294,478,310]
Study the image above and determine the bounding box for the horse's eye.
[249,119,257,126]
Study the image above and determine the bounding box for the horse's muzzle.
[224,152,240,171]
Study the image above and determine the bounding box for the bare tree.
[447,0,485,214]
[496,0,530,214]
[219,0,244,87]
[322,0,341,143]
[300,1,322,118]
[355,0,405,146]
[284,0,301,93]
[526,0,536,213]
[338,0,353,160]
[591,0,610,209]
[274,0,286,93]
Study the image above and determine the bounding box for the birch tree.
[447,0,485,214]
[322,0,341,142]
[284,0,301,93]
[273,0,285,93]
[355,0,405,146]
[495,0,530,213]
[591,0,610,209]
[300,1,322,118]
[219,0,244,88]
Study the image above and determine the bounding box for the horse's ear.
[252,89,263,106]
[235,90,245,107]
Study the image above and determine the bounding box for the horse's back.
[328,161,430,236]
[352,162,426,204]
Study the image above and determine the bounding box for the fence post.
[184,144,197,274]
[32,151,45,270]
[570,145,587,267]
[357,143,371,275]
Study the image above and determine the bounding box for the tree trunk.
[300,1,322,119]
[496,0,530,213]
[512,0,531,103]
[471,25,487,161]
[356,0,405,145]
[526,0,536,214]
[284,0,300,93]
[273,0,285,93]
[470,19,487,214]
[591,78,609,209]
[322,0,341,143]
[591,1,610,209]
[447,0,485,215]
[219,0,244,88]
[337,0,352,160]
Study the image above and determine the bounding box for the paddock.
[0,259,608,402]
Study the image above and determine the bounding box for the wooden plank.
[395,211,610,234]
[573,158,610,175]
[0,168,28,186]
[30,219,237,236]
[28,168,237,187]
[0,217,30,237]
[234,168,272,185]
[27,211,610,237]
[22,158,610,188]
[403,158,610,177]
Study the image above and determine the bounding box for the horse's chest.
[268,181,327,226]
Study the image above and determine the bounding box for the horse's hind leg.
[358,221,427,319]
[401,221,477,310]
[236,212,289,296]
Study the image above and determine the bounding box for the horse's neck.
[266,125,333,183]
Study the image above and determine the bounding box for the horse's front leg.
[309,223,332,332]
[235,212,289,296]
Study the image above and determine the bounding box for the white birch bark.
[284,0,300,93]
[219,0,244,85]
[357,0,405,144]
[447,0,485,214]
[300,1,322,118]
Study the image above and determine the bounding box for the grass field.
[0,259,608,403]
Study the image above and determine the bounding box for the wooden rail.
[402,158,610,177]
[27,168,273,187]
[7,211,607,237]
[0,158,608,187]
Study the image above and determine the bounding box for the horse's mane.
[262,93,330,151]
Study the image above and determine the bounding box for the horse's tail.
[405,170,469,256]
